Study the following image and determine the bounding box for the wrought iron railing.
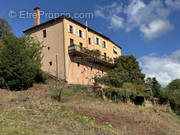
[68,44,114,65]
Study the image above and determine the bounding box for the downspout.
[62,18,67,81]
[85,19,88,48]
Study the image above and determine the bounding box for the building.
[24,8,122,85]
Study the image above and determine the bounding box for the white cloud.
[110,15,124,29]
[126,0,145,16]
[140,50,180,86]
[165,0,180,10]
[95,0,178,40]
[140,20,173,40]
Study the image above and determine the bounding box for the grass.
[0,82,179,135]
[171,112,180,120]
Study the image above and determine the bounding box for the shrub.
[84,49,101,57]
[122,82,135,91]
[34,69,47,83]
[134,84,146,91]
[159,89,170,104]
[105,86,136,103]
[159,89,180,115]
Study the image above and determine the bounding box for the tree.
[99,55,145,87]
[0,34,45,90]
[0,18,13,39]
[145,77,161,97]
[167,79,180,90]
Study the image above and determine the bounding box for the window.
[70,39,74,45]
[69,25,73,33]
[43,30,46,38]
[113,47,118,54]
[96,37,99,45]
[79,30,82,38]
[68,24,73,33]
[104,53,107,60]
[78,30,84,38]
[49,61,52,66]
[77,62,80,67]
[102,41,106,48]
[79,42,83,50]
[88,38,91,45]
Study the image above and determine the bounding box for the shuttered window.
[68,24,73,33]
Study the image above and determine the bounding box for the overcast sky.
[0,0,180,86]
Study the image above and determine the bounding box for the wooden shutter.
[82,32,85,39]
[106,41,108,48]
[77,29,80,36]
[68,24,70,32]
[73,27,76,34]
[92,39,94,45]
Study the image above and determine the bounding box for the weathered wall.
[25,17,122,85]
[63,19,121,85]
[25,19,65,79]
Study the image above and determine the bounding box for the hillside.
[0,82,180,135]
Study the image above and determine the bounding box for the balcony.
[68,44,114,67]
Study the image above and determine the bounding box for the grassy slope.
[0,83,180,135]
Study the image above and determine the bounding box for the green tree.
[145,77,161,97]
[0,18,13,39]
[99,55,145,87]
[168,90,180,115]
[167,79,180,90]
[0,34,45,90]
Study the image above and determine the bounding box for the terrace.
[68,44,114,67]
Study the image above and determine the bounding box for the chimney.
[34,7,40,26]
[85,19,88,27]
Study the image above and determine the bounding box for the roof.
[23,15,122,49]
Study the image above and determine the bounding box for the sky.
[0,0,180,86]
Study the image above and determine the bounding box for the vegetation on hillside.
[97,55,145,88]
[95,55,180,116]
[0,18,46,90]
[145,77,161,97]
[0,83,179,135]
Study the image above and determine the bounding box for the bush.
[34,70,47,83]
[159,89,180,115]
[134,84,146,91]
[159,89,170,104]
[105,86,136,103]
[122,82,135,91]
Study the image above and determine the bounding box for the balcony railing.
[68,44,114,67]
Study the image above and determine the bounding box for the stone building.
[24,8,122,85]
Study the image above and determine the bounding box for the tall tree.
[0,18,12,38]
[99,55,145,87]
[145,77,161,97]
[0,35,44,90]
[167,79,180,90]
